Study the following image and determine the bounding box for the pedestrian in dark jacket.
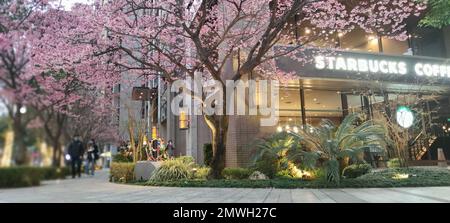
[85,139,99,176]
[68,135,84,178]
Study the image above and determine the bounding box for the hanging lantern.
[179,110,189,130]
[151,126,158,139]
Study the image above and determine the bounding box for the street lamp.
[19,106,27,114]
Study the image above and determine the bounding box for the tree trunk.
[12,112,28,165]
[206,115,229,179]
[52,140,62,167]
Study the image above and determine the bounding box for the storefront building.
[153,26,449,167]
[119,21,450,167]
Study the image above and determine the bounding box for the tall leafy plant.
[419,0,450,28]
[290,114,387,184]
[252,132,300,178]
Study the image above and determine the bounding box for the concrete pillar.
[437,148,448,167]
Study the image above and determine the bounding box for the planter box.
[134,161,163,181]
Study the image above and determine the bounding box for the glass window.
[339,29,380,53]
[382,38,409,55]
[304,89,343,126]
[339,28,409,55]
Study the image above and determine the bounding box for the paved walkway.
[1,169,450,203]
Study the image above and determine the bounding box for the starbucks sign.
[314,55,450,78]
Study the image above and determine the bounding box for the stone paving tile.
[319,189,368,203]
[1,169,450,203]
[311,190,336,203]
[291,189,326,203]
[338,188,400,203]
[387,187,450,203]
[235,188,271,203]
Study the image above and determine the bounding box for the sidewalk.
[1,169,450,203]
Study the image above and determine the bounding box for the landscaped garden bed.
[141,167,450,189]
[113,114,450,189]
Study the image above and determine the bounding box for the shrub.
[275,169,294,179]
[39,167,70,180]
[253,153,279,179]
[342,164,372,178]
[251,133,298,179]
[110,162,135,183]
[176,156,195,164]
[112,152,133,163]
[203,143,213,166]
[308,168,325,180]
[222,168,253,180]
[150,157,196,181]
[193,167,210,180]
[0,167,42,188]
[387,158,401,168]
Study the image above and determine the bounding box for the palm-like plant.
[252,132,300,178]
[253,133,295,162]
[290,113,387,184]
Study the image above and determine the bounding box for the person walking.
[68,135,84,178]
[167,140,175,159]
[151,138,160,160]
[85,139,99,176]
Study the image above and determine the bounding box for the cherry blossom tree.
[29,7,120,166]
[0,1,118,165]
[46,0,425,178]
[0,0,51,164]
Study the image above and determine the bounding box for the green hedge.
[112,152,133,163]
[342,164,372,178]
[0,167,42,188]
[0,166,71,188]
[222,168,253,180]
[40,167,71,180]
[110,162,135,183]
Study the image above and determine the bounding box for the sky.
[57,0,94,10]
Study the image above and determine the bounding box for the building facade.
[114,4,450,166]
